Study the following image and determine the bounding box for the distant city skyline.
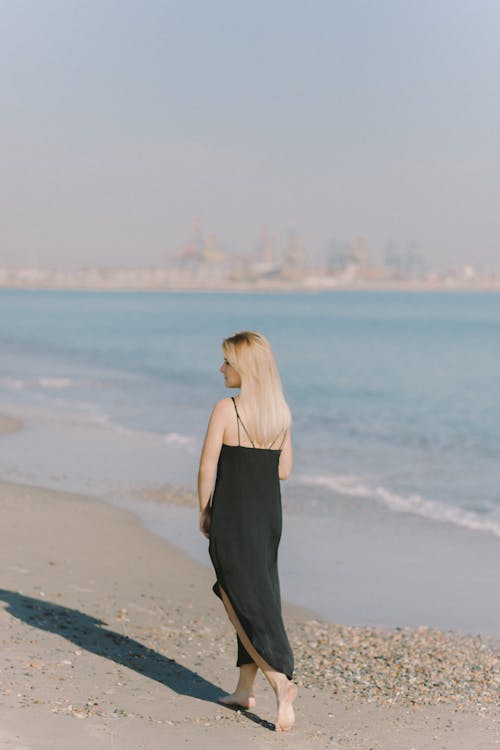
[1,1,499,272]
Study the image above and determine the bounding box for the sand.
[0,414,22,435]
[0,476,498,750]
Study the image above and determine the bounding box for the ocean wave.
[0,377,29,390]
[0,376,73,390]
[79,421,198,452]
[38,377,73,388]
[296,472,500,538]
[163,432,196,448]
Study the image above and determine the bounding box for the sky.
[1,0,499,272]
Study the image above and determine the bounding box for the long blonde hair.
[222,331,291,446]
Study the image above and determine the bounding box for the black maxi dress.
[208,396,294,680]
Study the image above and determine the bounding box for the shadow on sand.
[0,589,274,730]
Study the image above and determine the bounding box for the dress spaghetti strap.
[231,396,241,445]
[231,396,255,447]
[269,429,287,451]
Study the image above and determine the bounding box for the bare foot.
[275,679,297,732]
[218,692,256,710]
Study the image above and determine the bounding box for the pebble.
[287,619,499,709]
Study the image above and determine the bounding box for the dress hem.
[212,580,293,681]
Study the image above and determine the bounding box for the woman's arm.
[278,427,293,480]
[197,399,226,538]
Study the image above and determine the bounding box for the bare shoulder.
[209,397,234,420]
[212,397,234,412]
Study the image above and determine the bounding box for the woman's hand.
[199,506,211,539]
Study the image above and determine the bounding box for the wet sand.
[0,413,23,435]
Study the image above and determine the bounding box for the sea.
[1,288,499,538]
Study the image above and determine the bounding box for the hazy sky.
[1,0,499,271]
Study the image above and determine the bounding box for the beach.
[0,415,498,749]
[3,0,500,741]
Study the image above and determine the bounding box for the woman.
[198,331,297,732]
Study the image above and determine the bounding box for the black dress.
[208,397,294,680]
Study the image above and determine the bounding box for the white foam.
[38,377,73,388]
[69,420,199,457]
[296,472,500,538]
[163,432,196,449]
[0,376,73,390]
[0,377,28,390]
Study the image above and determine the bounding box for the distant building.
[281,230,307,280]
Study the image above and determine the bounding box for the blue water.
[1,289,499,537]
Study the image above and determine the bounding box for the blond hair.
[222,331,291,446]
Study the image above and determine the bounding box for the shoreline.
[1,283,500,293]
[1,406,499,637]
[0,477,498,749]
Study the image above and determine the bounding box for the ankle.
[238,686,255,696]
[271,674,289,694]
